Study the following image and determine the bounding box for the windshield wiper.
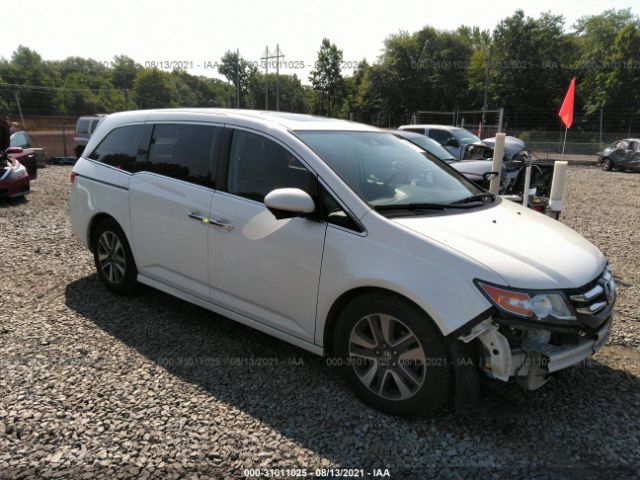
[450,192,496,205]
[374,202,471,211]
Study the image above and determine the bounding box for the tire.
[74,145,84,159]
[333,292,452,417]
[603,158,614,171]
[92,219,138,295]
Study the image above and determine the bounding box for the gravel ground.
[0,165,639,479]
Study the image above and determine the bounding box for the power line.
[0,82,124,94]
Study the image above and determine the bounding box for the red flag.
[558,77,575,129]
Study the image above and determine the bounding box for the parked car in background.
[6,132,38,179]
[393,129,553,207]
[10,131,48,168]
[74,115,105,158]
[392,130,499,190]
[597,138,640,172]
[0,120,30,198]
[398,124,482,160]
[70,109,615,417]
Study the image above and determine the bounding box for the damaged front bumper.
[458,315,612,390]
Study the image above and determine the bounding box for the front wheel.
[603,158,614,171]
[334,293,452,417]
[92,219,138,295]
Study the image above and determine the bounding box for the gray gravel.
[0,165,639,479]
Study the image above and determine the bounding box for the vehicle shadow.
[64,274,640,478]
[0,195,28,208]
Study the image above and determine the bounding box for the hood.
[0,119,9,151]
[482,136,526,159]
[392,199,605,290]
[451,159,492,178]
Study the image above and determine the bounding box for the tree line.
[0,8,638,131]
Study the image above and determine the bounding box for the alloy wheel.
[348,313,427,401]
[97,231,127,284]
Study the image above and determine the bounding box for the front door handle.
[188,212,207,222]
[209,219,235,232]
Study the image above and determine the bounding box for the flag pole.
[560,126,568,162]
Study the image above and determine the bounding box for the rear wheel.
[92,219,138,295]
[334,293,451,417]
[603,158,614,171]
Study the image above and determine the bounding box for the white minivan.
[69,109,615,416]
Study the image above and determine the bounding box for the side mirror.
[6,146,23,154]
[446,138,460,148]
[483,171,500,183]
[264,188,315,220]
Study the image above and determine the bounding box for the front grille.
[566,269,615,329]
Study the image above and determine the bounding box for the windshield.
[454,128,481,145]
[296,131,485,209]
[397,134,456,162]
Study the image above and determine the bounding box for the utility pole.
[263,46,269,110]
[275,44,281,111]
[14,92,25,127]
[482,46,491,134]
[235,49,240,109]
[599,107,603,148]
[261,45,285,111]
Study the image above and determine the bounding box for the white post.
[548,161,568,219]
[522,155,532,207]
[489,133,505,194]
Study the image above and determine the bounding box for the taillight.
[69,172,77,183]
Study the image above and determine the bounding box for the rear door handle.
[209,219,235,232]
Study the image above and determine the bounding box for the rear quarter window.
[88,125,146,172]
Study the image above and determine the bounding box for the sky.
[3,0,637,82]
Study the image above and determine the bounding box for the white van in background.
[74,115,105,158]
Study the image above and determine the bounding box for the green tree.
[486,10,575,129]
[573,9,640,121]
[603,23,640,126]
[132,69,177,109]
[245,73,309,112]
[111,55,141,91]
[5,46,59,114]
[309,38,344,116]
[218,50,257,108]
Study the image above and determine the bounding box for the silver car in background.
[598,138,640,172]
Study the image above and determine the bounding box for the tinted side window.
[428,129,452,145]
[227,130,314,202]
[147,124,218,187]
[404,128,425,134]
[88,125,145,172]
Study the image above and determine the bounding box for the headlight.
[476,281,575,321]
[8,163,27,179]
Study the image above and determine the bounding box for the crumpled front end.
[458,267,616,390]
